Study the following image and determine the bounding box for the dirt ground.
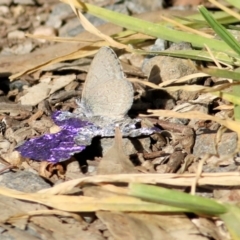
[0,0,238,239]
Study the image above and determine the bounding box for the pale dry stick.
[129,73,209,89]
[10,45,102,81]
[161,15,213,39]
[25,33,98,43]
[190,154,210,195]
[198,52,234,69]
[37,172,240,196]
[158,73,209,87]
[216,125,227,148]
[214,125,239,167]
[68,0,130,51]
[204,44,222,69]
[128,78,161,89]
[7,210,82,223]
[129,78,210,92]
[204,81,240,93]
[0,157,17,175]
[214,105,234,110]
[208,0,240,21]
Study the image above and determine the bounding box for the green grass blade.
[224,0,240,9]
[220,204,240,240]
[199,5,240,55]
[199,67,240,80]
[174,11,239,29]
[129,183,227,215]
[232,68,240,120]
[70,1,234,52]
[140,49,240,66]
[199,5,240,121]
[213,91,240,105]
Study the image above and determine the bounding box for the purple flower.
[16,111,91,163]
[16,110,159,163]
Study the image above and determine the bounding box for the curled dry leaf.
[97,128,136,175]
[97,211,170,240]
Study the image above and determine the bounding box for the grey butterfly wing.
[81,47,133,119]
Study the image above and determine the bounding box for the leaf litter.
[0,0,240,239]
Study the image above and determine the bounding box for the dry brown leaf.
[19,74,76,106]
[0,194,83,240]
[0,186,178,212]
[5,23,122,80]
[10,46,101,81]
[25,34,97,43]
[0,224,40,240]
[137,214,208,240]
[192,217,224,240]
[49,74,76,94]
[19,82,50,106]
[8,209,82,223]
[97,128,136,174]
[97,211,172,240]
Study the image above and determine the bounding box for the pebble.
[0,6,10,15]
[1,40,33,55]
[142,42,198,83]
[100,137,151,156]
[59,14,106,37]
[13,0,35,5]
[193,130,238,157]
[33,26,57,43]
[7,30,25,40]
[0,0,12,6]
[59,3,128,37]
[0,170,51,192]
[125,0,164,13]
[46,3,73,29]
[59,18,85,37]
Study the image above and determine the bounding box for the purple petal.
[16,112,93,163]
[52,111,90,129]
[16,129,86,163]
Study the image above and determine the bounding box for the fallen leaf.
[49,74,76,94]
[0,186,187,213]
[19,82,50,106]
[97,128,136,174]
[19,74,76,106]
[97,211,172,240]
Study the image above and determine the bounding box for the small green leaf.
[72,1,234,52]
[200,67,240,80]
[129,183,227,215]
[220,204,240,240]
[224,0,240,9]
[199,5,240,55]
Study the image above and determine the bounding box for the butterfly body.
[78,47,133,120]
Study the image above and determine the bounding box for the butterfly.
[16,47,156,163]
